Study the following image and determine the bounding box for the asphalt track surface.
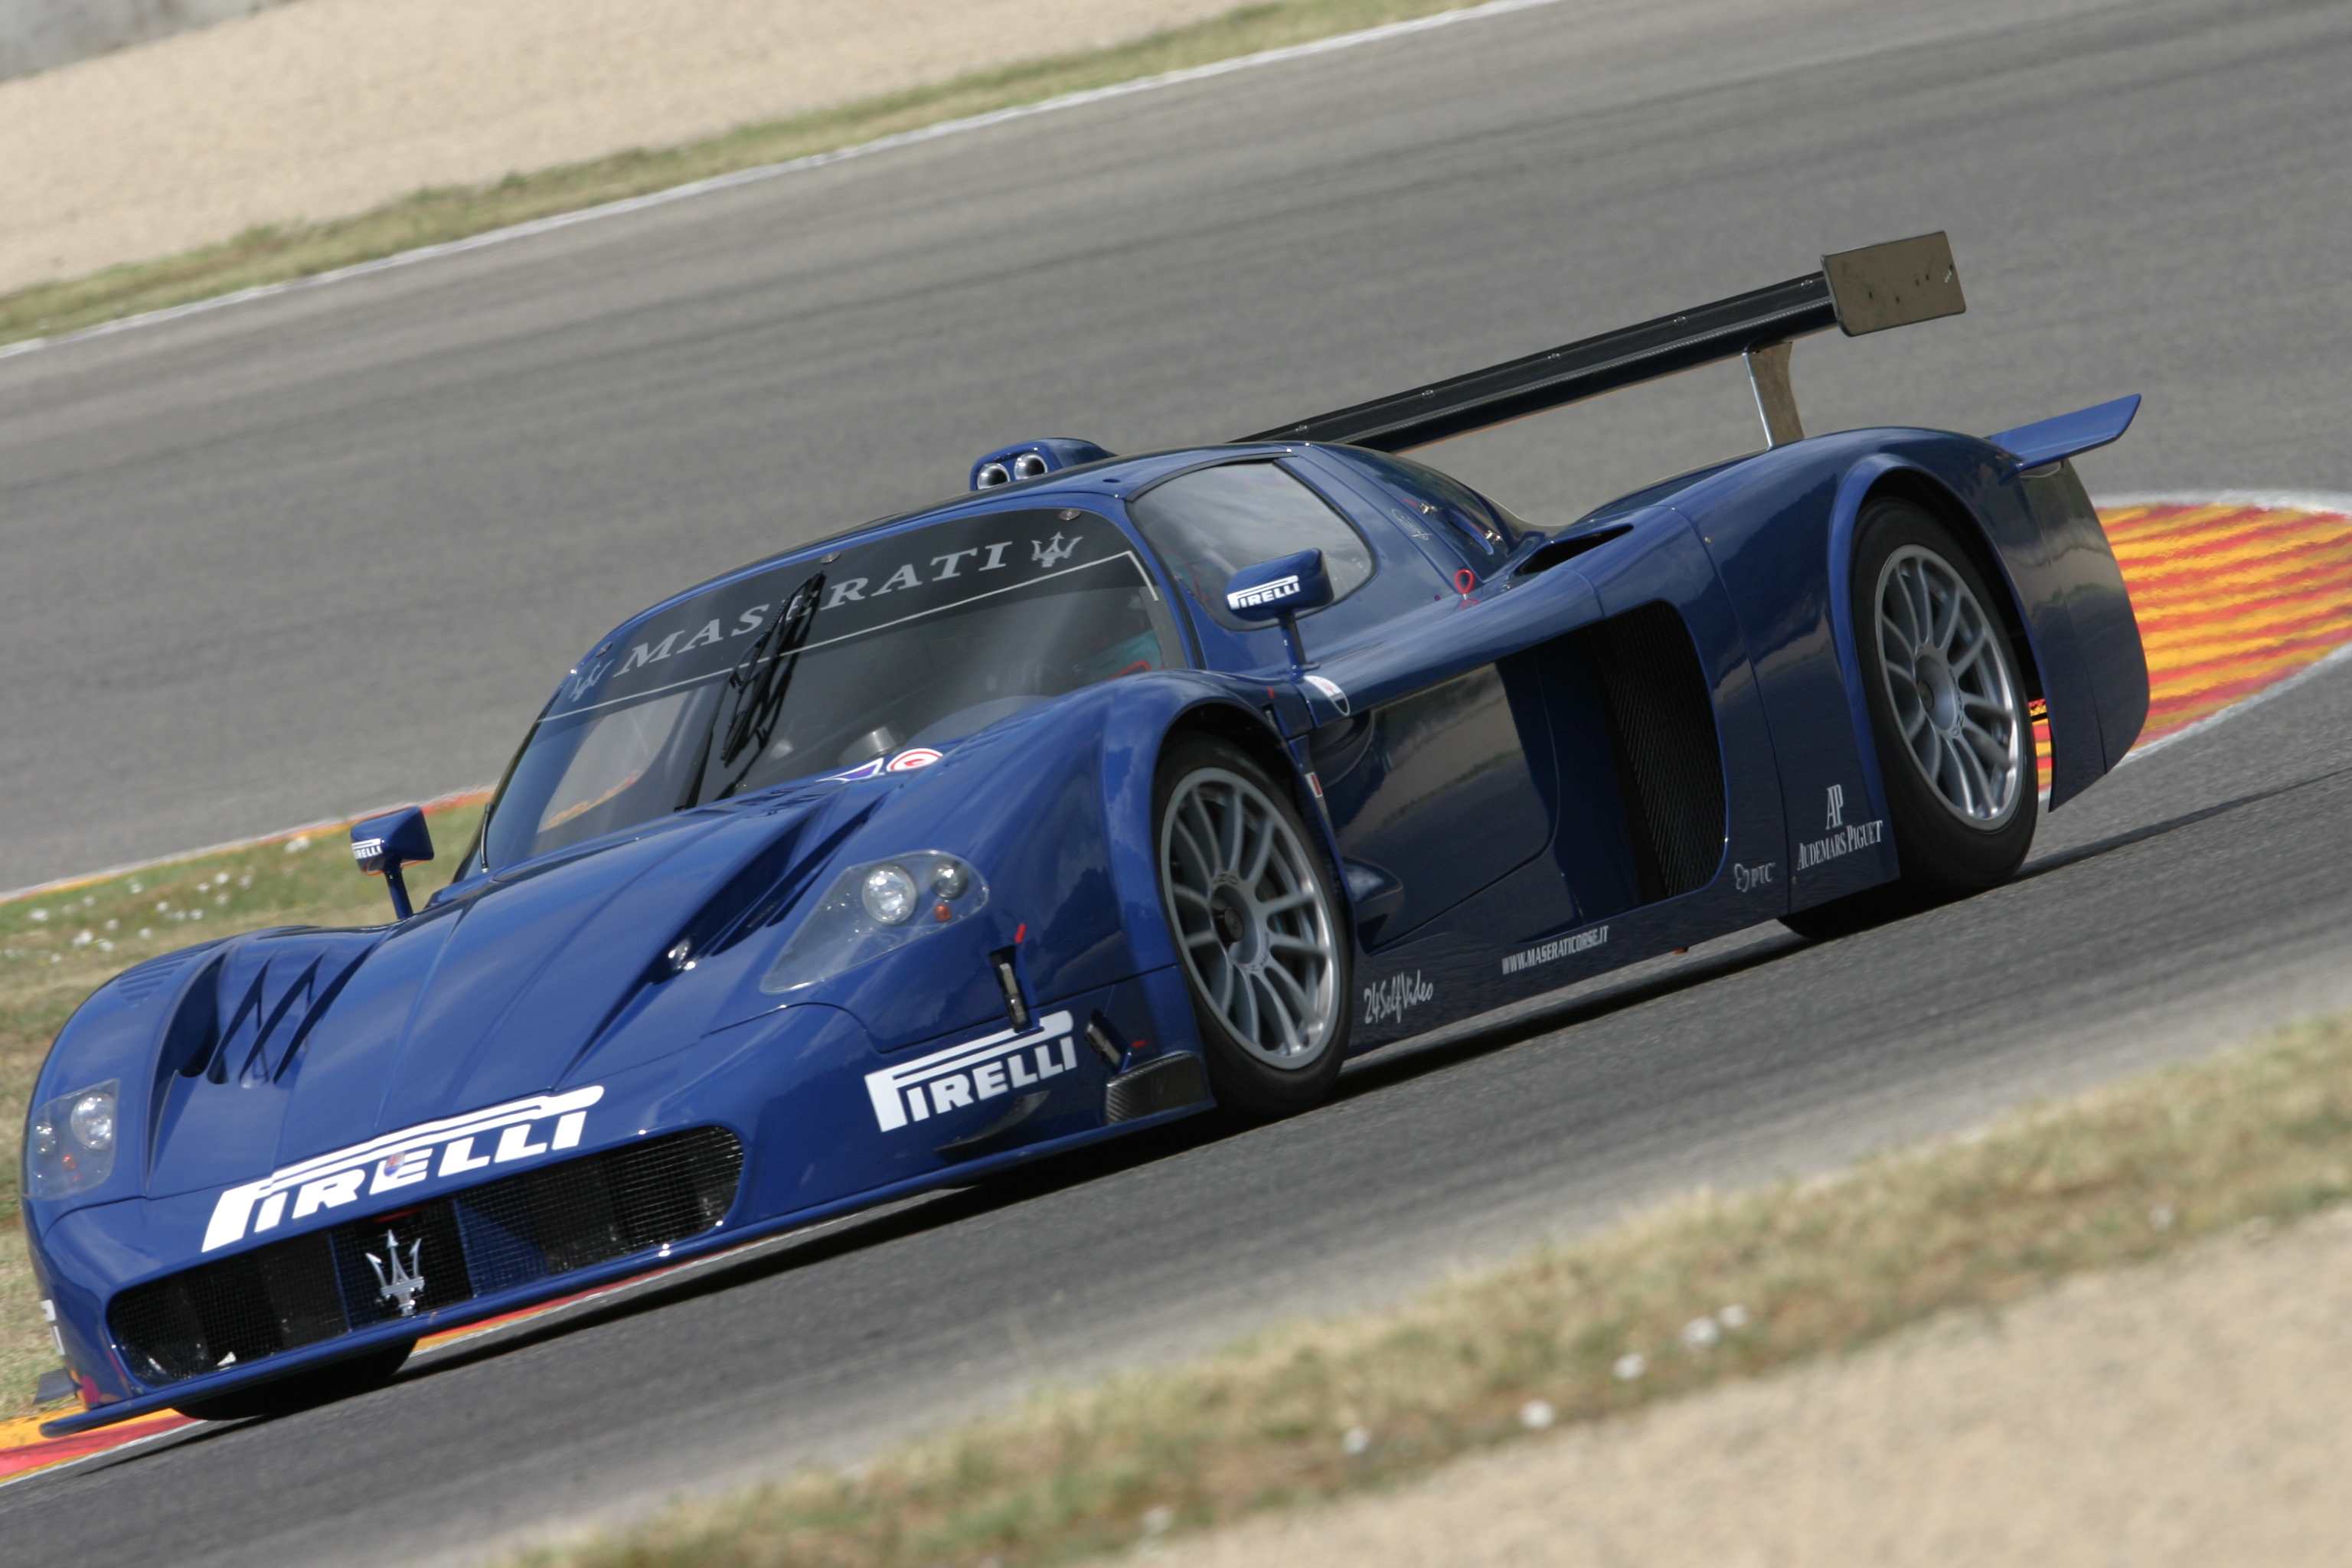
[3,0,2350,1560]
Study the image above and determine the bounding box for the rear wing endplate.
[1987,394,2141,475]
[1244,232,1964,452]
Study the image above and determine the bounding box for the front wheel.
[1785,499,2036,939]
[1155,736,1349,1119]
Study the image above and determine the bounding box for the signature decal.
[201,1086,603,1252]
[866,1011,1080,1132]
[1362,971,1434,1025]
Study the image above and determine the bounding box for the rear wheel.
[173,1339,413,1422]
[1785,500,2035,939]
[1155,736,1349,1118]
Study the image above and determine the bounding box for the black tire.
[1785,499,2036,940]
[173,1339,413,1422]
[1154,735,1350,1119]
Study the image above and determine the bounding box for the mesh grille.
[110,1127,742,1387]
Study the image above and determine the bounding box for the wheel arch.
[1826,456,2050,829]
[1096,682,1312,981]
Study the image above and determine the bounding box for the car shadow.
[2018,761,2350,884]
[391,932,1818,1391]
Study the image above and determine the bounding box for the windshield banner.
[550,508,1145,717]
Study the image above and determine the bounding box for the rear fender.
[1826,450,2133,812]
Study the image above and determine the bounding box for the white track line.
[2116,641,2352,768]
[0,0,1570,366]
[0,784,492,906]
[2098,490,2352,517]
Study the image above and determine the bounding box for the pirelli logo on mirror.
[1227,574,1302,611]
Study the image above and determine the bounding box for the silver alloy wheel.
[1158,766,1341,1070]
[1873,544,2026,828]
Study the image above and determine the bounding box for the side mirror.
[1222,548,1333,675]
[351,807,435,920]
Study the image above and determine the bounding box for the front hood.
[139,795,841,1202]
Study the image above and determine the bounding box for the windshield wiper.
[678,572,825,808]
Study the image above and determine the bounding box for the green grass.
[514,1011,2352,1568]
[1,796,485,1415]
[0,0,1488,351]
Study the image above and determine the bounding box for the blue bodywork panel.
[25,404,2148,1434]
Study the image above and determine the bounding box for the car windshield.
[482,508,1181,867]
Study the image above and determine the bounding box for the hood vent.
[113,950,199,1006]
[196,949,372,1086]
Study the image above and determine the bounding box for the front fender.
[776,674,1262,1050]
[1093,671,1286,980]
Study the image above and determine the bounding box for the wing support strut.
[1244,232,1964,453]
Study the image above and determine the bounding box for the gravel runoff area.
[1153,1213,2352,1567]
[0,0,1241,292]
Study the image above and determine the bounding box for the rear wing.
[1243,232,1964,453]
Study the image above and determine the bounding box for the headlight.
[763,851,987,994]
[26,1080,119,1200]
[861,864,920,926]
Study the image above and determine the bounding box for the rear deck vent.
[1514,524,1631,576]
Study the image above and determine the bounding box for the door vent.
[1582,603,1726,901]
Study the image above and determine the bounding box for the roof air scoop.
[969,438,1115,492]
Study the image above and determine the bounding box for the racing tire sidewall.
[1850,498,2037,898]
[1153,733,1350,1120]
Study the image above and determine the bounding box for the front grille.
[111,1126,742,1386]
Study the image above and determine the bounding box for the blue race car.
[25,234,2148,1432]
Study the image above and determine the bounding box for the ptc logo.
[1825,783,1846,830]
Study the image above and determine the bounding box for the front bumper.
[38,968,1205,1436]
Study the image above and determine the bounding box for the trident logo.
[1030,532,1080,569]
[365,1230,427,1318]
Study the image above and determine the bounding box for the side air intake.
[1582,603,1728,903]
